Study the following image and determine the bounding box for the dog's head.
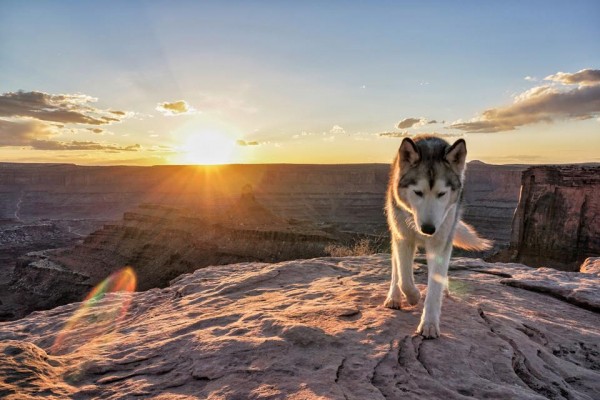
[394,137,467,236]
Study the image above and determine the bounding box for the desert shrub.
[325,238,376,257]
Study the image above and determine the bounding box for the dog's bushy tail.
[453,220,493,251]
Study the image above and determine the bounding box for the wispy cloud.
[0,91,127,125]
[450,68,600,133]
[377,131,410,138]
[156,100,195,116]
[378,130,461,139]
[330,125,345,134]
[30,140,140,152]
[236,139,260,146]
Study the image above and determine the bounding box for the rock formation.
[0,255,598,399]
[580,257,600,275]
[509,165,600,270]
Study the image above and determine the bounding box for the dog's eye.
[437,192,447,198]
[413,190,423,197]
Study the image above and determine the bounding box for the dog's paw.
[416,320,440,339]
[383,296,402,310]
[403,286,421,306]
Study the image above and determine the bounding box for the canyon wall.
[0,161,524,242]
[509,165,600,270]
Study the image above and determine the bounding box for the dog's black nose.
[421,223,436,235]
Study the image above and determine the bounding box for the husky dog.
[384,135,491,338]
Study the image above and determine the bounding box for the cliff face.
[510,165,600,270]
[1,255,598,399]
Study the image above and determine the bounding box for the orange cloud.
[156,100,195,116]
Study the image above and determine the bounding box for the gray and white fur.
[384,135,491,338]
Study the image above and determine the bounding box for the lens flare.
[51,267,136,355]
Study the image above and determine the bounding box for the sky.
[1,1,599,165]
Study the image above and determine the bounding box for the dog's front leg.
[417,242,452,338]
[384,237,417,309]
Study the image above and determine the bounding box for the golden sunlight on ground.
[175,130,238,165]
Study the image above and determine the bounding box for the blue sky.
[1,1,599,165]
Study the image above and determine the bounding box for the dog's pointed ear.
[445,139,467,173]
[399,138,420,168]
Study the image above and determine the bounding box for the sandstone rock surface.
[510,165,600,270]
[580,257,600,275]
[1,255,598,399]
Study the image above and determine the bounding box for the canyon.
[0,193,339,321]
[2,161,599,323]
[0,160,524,240]
[0,161,525,321]
[0,162,598,398]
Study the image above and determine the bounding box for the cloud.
[396,118,423,129]
[377,131,410,138]
[236,139,260,146]
[0,119,55,146]
[156,100,195,116]
[0,91,127,125]
[29,140,141,152]
[545,69,600,86]
[330,125,345,134]
[378,131,461,139]
[450,81,600,133]
[524,76,537,82]
[0,118,140,152]
[292,131,314,139]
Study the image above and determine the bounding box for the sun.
[177,131,237,165]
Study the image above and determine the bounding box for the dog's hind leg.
[417,241,452,339]
[384,237,418,309]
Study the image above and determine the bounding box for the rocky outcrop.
[1,255,598,399]
[510,165,600,270]
[0,196,340,321]
[580,257,600,275]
